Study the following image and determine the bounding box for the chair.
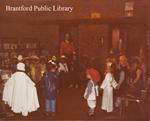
[119,78,150,119]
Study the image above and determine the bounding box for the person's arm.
[38,72,46,88]
[132,69,142,85]
[26,76,35,87]
[100,73,110,89]
[65,63,69,72]
[58,63,61,72]
[117,71,125,88]
[58,63,65,72]
[84,81,92,99]
[95,85,99,96]
[112,79,118,89]
[127,75,132,87]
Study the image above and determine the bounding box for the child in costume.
[43,60,58,116]
[58,55,69,90]
[3,62,39,116]
[84,68,100,116]
[100,62,118,113]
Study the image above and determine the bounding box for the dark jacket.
[43,71,58,100]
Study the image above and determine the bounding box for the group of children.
[84,54,146,117]
[0,52,145,118]
[0,54,79,117]
[84,62,118,116]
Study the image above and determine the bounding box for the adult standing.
[60,33,75,72]
[60,33,75,60]
[115,55,129,108]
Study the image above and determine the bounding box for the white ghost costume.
[100,73,117,112]
[3,62,40,116]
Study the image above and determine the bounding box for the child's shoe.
[88,109,95,117]
[45,112,49,116]
[88,112,94,117]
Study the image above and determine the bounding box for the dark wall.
[0,0,148,22]
[0,21,110,60]
[0,0,149,59]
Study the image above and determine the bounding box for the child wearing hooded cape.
[3,62,39,116]
[43,60,58,117]
[84,68,101,116]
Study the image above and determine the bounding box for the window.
[125,1,134,17]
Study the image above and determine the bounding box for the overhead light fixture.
[91,12,101,19]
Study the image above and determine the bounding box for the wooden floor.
[0,86,149,121]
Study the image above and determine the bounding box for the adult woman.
[128,58,143,96]
[115,55,129,108]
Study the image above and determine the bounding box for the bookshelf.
[0,37,46,68]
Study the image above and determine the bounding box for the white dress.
[3,71,40,116]
[100,73,117,112]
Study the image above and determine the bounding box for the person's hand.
[99,87,103,91]
[84,95,88,100]
[116,85,120,90]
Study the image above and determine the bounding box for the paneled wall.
[78,24,109,68]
